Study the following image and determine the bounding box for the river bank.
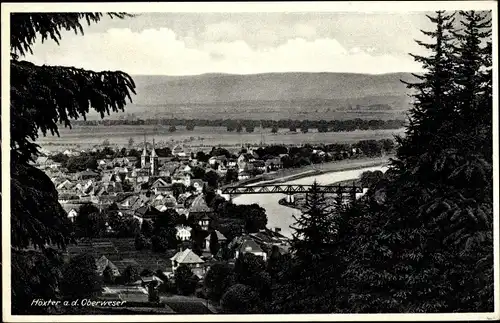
[278,177,363,213]
[232,164,389,238]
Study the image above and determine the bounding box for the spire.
[151,138,157,157]
[142,134,148,157]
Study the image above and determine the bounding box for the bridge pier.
[286,194,295,204]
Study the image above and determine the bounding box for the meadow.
[38,125,406,152]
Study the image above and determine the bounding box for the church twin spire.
[140,135,158,175]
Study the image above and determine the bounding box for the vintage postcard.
[1,1,498,322]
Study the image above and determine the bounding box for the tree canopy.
[10,13,136,314]
[267,10,493,314]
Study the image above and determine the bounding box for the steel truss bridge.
[221,184,364,202]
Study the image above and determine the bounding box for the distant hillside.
[130,72,416,105]
[86,72,416,121]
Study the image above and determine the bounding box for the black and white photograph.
[1,1,498,321]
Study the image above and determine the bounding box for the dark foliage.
[60,254,102,300]
[10,12,135,314]
[175,265,198,295]
[204,262,236,302]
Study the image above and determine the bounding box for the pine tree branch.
[10,13,134,57]
[11,60,136,163]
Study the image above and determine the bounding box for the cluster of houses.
[35,140,288,222]
[35,140,292,302]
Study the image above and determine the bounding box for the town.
[30,136,394,313]
[9,7,494,318]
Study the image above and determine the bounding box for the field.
[38,124,405,152]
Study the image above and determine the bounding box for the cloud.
[200,22,243,42]
[24,27,422,75]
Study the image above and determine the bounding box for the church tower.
[141,135,148,168]
[150,138,158,176]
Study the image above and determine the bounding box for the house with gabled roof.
[96,255,121,277]
[187,195,213,221]
[113,259,140,274]
[252,160,266,173]
[170,248,205,273]
[76,169,100,180]
[133,205,162,225]
[57,179,75,191]
[234,237,267,261]
[172,145,187,157]
[204,230,227,252]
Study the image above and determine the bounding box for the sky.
[22,12,440,75]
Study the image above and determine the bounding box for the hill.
[131,72,415,105]
[88,72,417,121]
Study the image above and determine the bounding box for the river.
[231,165,388,239]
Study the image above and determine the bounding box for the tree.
[234,253,271,297]
[204,170,220,188]
[246,125,255,133]
[122,265,140,284]
[75,203,104,238]
[271,182,339,313]
[315,11,494,313]
[360,170,385,188]
[209,231,220,255]
[141,220,154,238]
[169,125,177,132]
[12,249,65,314]
[128,137,134,148]
[172,182,186,199]
[196,151,209,162]
[186,121,195,131]
[397,11,456,166]
[140,268,154,277]
[10,13,135,314]
[220,284,260,314]
[317,124,329,133]
[242,204,268,233]
[236,123,243,133]
[379,138,395,153]
[109,213,140,238]
[192,166,206,179]
[204,263,236,302]
[135,233,150,251]
[60,254,102,300]
[175,265,198,295]
[289,124,297,132]
[225,168,238,184]
[151,234,169,253]
[103,265,114,285]
[355,140,384,157]
[271,124,279,134]
[266,245,286,281]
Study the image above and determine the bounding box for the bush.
[220,284,260,314]
[204,262,236,302]
[175,265,198,295]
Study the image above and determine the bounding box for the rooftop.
[170,248,204,265]
[239,238,264,254]
[188,195,212,213]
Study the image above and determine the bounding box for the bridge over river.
[221,183,364,204]
[228,165,389,239]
